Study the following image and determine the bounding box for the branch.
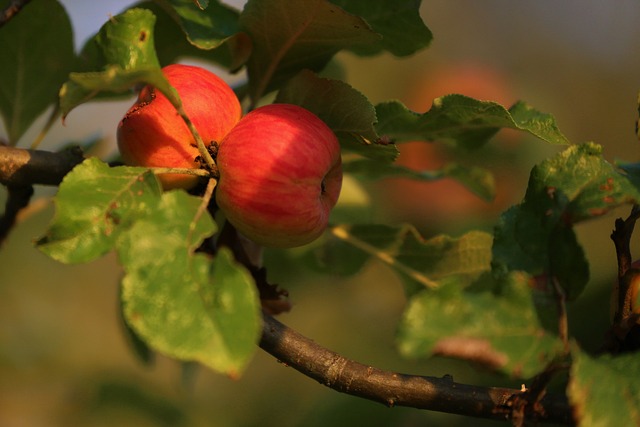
[259,313,573,425]
[604,205,640,352]
[0,145,83,244]
[0,145,84,187]
[0,0,32,28]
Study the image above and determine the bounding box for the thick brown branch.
[0,0,32,28]
[0,145,84,187]
[259,314,573,425]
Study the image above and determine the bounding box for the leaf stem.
[330,225,439,289]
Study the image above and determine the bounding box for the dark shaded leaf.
[0,0,75,144]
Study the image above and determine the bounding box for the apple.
[117,63,242,189]
[215,103,342,248]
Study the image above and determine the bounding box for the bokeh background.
[2,1,640,425]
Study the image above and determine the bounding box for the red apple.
[117,64,242,189]
[215,103,342,248]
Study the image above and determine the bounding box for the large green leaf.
[330,0,432,56]
[375,96,570,148]
[119,192,260,376]
[239,0,380,102]
[398,272,566,378]
[0,0,75,144]
[493,143,640,300]
[568,347,640,426]
[37,158,163,264]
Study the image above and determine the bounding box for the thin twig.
[611,204,640,281]
[604,204,640,352]
[259,313,573,425]
[0,0,32,28]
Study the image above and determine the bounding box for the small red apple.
[215,103,342,248]
[117,64,242,189]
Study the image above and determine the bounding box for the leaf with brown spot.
[398,271,565,378]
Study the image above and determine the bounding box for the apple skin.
[117,64,242,189]
[215,103,342,248]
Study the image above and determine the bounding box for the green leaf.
[95,8,160,69]
[0,0,75,144]
[343,159,495,201]
[375,96,570,148]
[494,143,640,299]
[330,0,432,56]
[37,158,163,264]
[317,225,492,293]
[157,0,241,50]
[239,0,380,102]
[398,272,565,378]
[120,192,260,376]
[60,8,178,118]
[60,66,170,118]
[276,70,378,141]
[493,205,590,302]
[568,347,640,426]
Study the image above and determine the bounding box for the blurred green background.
[2,1,640,425]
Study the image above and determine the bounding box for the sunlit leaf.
[37,158,162,264]
[119,192,261,376]
[59,8,169,118]
[95,8,160,69]
[0,0,75,144]
[375,96,570,148]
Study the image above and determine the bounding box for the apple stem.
[176,106,217,170]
